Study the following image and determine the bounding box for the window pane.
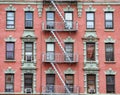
[26,13,32,20]
[87,13,94,20]
[7,43,14,51]
[87,22,94,28]
[106,13,112,20]
[65,13,72,20]
[106,21,113,29]
[47,43,54,51]
[47,12,54,20]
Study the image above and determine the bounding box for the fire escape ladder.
[50,62,71,94]
[49,0,71,94]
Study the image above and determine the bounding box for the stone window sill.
[4,60,16,63]
[105,61,116,64]
[105,29,114,32]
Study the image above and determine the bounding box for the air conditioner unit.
[25,88,32,93]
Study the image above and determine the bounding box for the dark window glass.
[106,75,115,93]
[24,74,33,93]
[6,11,15,29]
[5,74,14,92]
[25,12,33,29]
[46,74,55,93]
[65,74,74,93]
[86,43,95,61]
[86,12,95,29]
[24,42,33,62]
[65,43,73,61]
[105,43,114,61]
[65,12,73,29]
[105,12,113,29]
[46,43,55,61]
[46,12,55,29]
[6,42,15,60]
[87,74,96,94]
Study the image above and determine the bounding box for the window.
[65,12,73,29]
[105,12,113,29]
[87,74,96,94]
[46,74,55,93]
[6,11,15,29]
[24,42,33,62]
[6,42,15,60]
[46,12,55,29]
[24,74,33,93]
[5,74,14,92]
[86,12,95,29]
[86,43,95,61]
[46,43,55,61]
[65,43,73,61]
[105,43,114,61]
[65,74,74,93]
[106,75,115,93]
[25,12,33,29]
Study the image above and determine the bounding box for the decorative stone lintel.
[105,68,116,75]
[4,35,16,42]
[64,36,75,43]
[5,67,15,74]
[103,5,115,12]
[64,68,75,74]
[46,5,56,11]
[45,67,55,74]
[85,5,96,12]
[104,36,115,43]
[64,5,74,12]
[24,5,34,11]
[5,5,16,11]
[77,2,82,17]
[45,36,56,42]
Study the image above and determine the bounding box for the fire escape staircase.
[49,0,72,94]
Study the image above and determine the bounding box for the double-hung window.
[6,42,15,60]
[106,75,115,93]
[24,42,33,62]
[86,43,95,61]
[105,12,113,29]
[46,43,55,61]
[25,12,33,29]
[105,43,114,61]
[5,74,14,92]
[65,12,73,29]
[65,43,73,61]
[6,11,15,29]
[46,12,55,29]
[86,12,95,29]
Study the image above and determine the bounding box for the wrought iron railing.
[42,53,78,63]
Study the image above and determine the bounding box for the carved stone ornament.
[105,68,116,75]
[103,5,115,12]
[85,5,96,12]
[77,2,83,17]
[64,68,75,74]
[24,5,34,11]
[104,36,115,43]
[46,5,56,11]
[64,36,75,43]
[45,67,55,74]
[64,5,74,12]
[45,36,56,42]
[5,67,15,74]
[5,35,16,42]
[37,2,43,17]
[5,5,16,11]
